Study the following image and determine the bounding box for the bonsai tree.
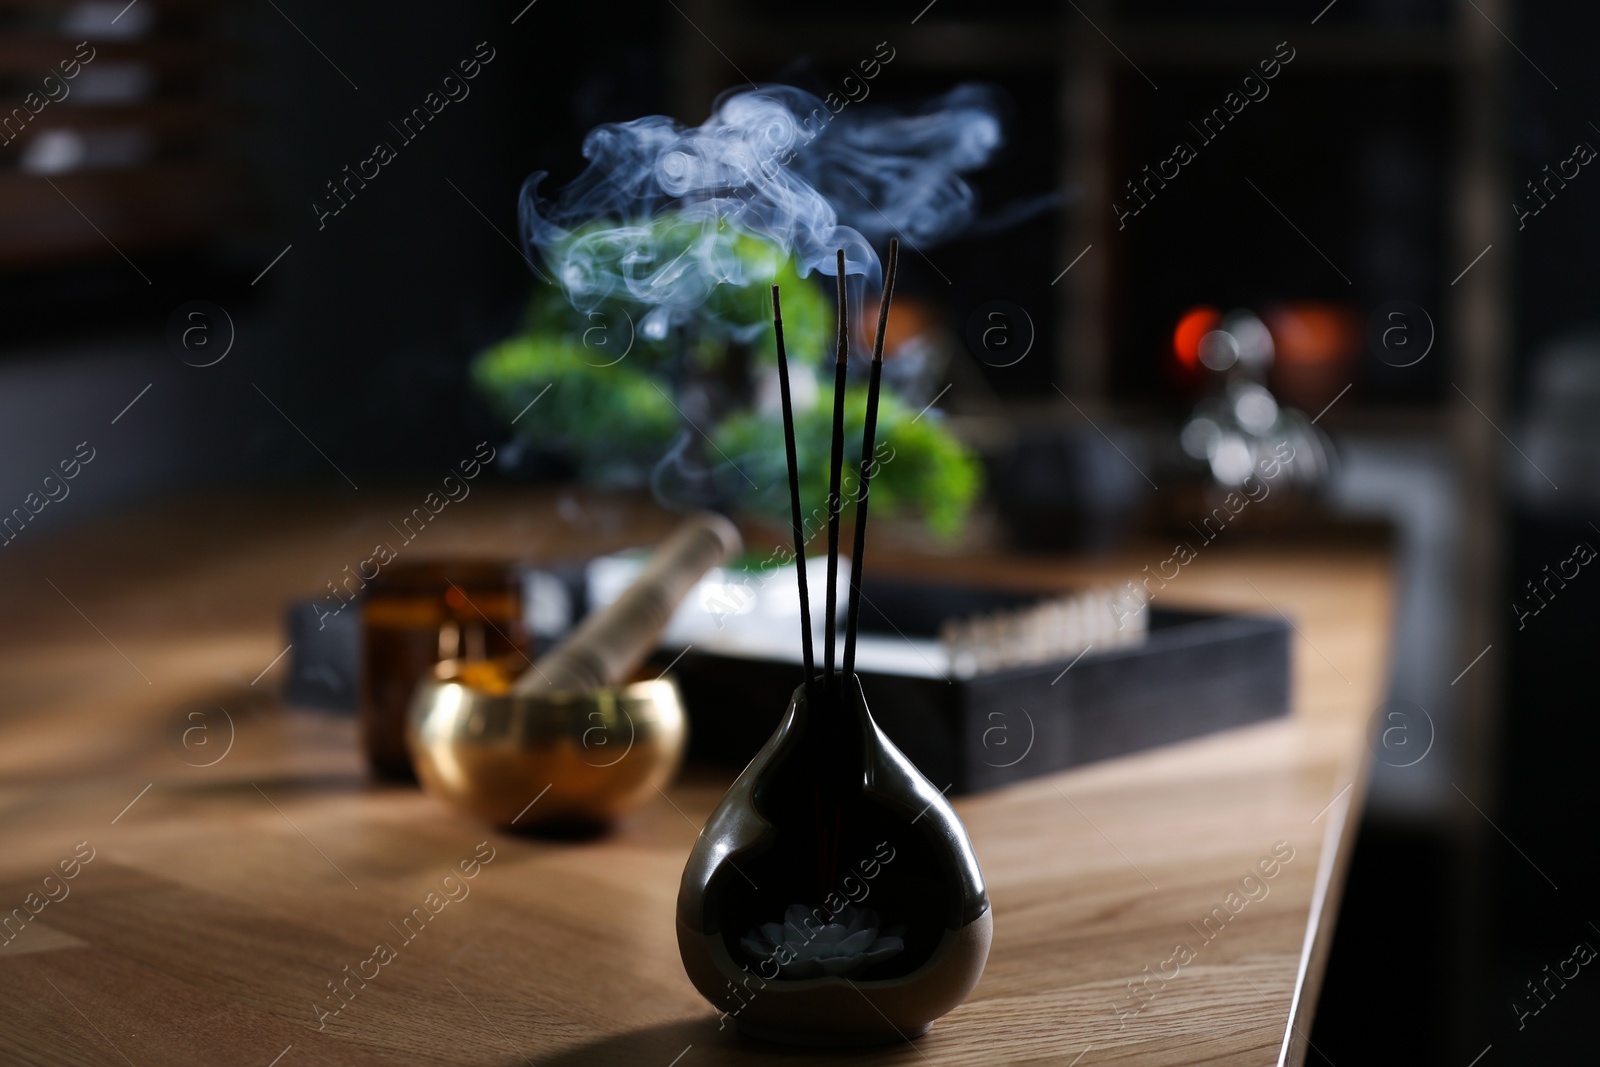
[472,219,980,538]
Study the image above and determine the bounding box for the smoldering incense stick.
[823,248,849,693]
[842,238,899,691]
[771,284,814,693]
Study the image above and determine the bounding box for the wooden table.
[0,490,1392,1066]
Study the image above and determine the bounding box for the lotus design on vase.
[742,903,905,979]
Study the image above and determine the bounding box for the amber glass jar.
[361,560,531,779]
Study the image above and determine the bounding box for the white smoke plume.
[520,82,1006,334]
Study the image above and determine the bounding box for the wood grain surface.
[0,490,1392,1066]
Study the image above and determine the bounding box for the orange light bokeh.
[1264,301,1362,413]
[1264,302,1362,366]
[858,294,941,357]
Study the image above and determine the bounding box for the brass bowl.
[406,657,686,829]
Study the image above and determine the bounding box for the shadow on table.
[537,1018,943,1066]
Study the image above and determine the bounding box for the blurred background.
[2,0,1596,1060]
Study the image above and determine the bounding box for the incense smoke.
[520,83,1006,336]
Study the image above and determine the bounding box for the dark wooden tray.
[659,577,1291,794]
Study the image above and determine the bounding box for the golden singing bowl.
[406,657,686,830]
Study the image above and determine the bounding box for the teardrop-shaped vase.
[676,675,992,1045]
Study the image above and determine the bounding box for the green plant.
[472,328,680,483]
[714,384,981,539]
[471,217,982,536]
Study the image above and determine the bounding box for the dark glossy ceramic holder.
[676,675,991,1045]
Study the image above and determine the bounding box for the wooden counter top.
[0,490,1392,1066]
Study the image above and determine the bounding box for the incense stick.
[771,284,814,692]
[842,239,899,691]
[823,249,849,693]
